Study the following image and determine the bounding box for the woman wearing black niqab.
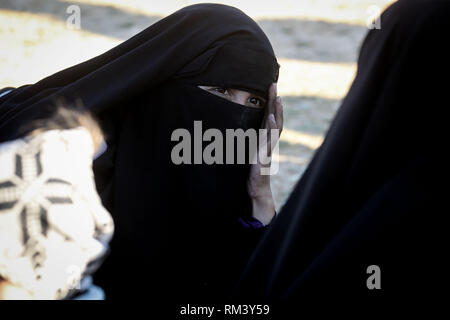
[0,4,280,301]
[234,0,447,311]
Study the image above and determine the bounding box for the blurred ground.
[0,0,395,210]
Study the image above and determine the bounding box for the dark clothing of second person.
[234,0,447,311]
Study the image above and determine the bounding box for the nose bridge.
[231,89,248,105]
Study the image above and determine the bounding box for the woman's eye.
[248,97,262,106]
[213,87,228,95]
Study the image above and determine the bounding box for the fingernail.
[276,96,282,104]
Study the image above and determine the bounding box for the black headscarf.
[0,4,279,301]
[234,0,447,310]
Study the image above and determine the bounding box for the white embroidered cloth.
[0,128,114,299]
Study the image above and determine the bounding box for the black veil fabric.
[0,4,278,139]
[234,0,447,309]
[0,4,279,302]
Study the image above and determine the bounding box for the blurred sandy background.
[0,0,395,210]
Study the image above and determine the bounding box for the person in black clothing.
[234,0,447,311]
[0,4,282,302]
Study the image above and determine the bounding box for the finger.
[275,96,283,132]
[256,115,274,169]
[268,83,277,114]
[268,112,277,130]
[265,113,278,157]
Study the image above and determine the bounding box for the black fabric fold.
[233,0,448,307]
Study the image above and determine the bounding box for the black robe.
[0,4,279,303]
[234,0,448,311]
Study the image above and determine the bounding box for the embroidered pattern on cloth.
[0,128,114,299]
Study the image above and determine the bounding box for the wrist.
[251,193,275,225]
